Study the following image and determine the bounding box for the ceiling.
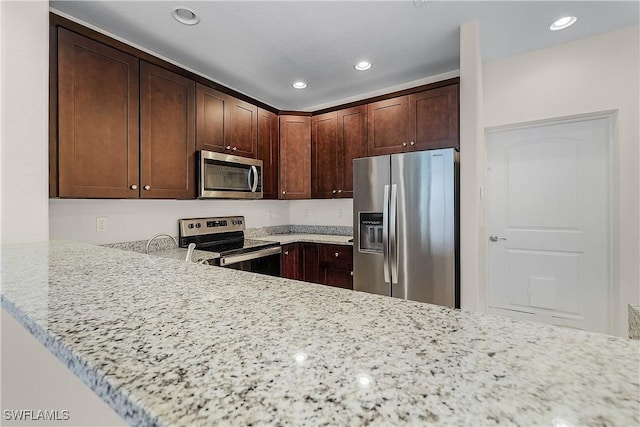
[50,1,639,111]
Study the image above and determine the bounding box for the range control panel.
[178,216,245,237]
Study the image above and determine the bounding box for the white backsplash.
[49,198,353,245]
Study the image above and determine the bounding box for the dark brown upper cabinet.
[311,111,338,199]
[336,106,367,198]
[279,115,311,200]
[367,84,459,156]
[196,84,257,158]
[140,61,196,199]
[257,108,279,199]
[56,28,140,198]
[409,84,459,151]
[312,106,367,199]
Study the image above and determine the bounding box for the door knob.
[225,145,231,150]
[130,184,138,190]
[334,252,339,257]
[332,190,337,194]
[410,141,415,146]
[282,191,286,195]
[489,235,507,242]
[284,251,289,255]
[338,189,342,193]
[402,142,407,147]
[232,146,237,151]
[144,185,151,190]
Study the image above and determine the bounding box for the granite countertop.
[1,241,638,426]
[253,233,352,246]
[150,248,219,262]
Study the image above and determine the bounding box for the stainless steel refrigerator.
[353,148,459,308]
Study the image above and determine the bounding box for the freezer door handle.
[390,184,398,284]
[382,184,390,284]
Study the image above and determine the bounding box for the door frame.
[483,111,615,334]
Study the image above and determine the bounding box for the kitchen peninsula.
[1,241,638,426]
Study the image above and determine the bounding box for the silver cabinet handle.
[410,141,415,146]
[282,190,286,195]
[334,252,339,257]
[402,142,407,147]
[338,189,342,193]
[232,146,237,151]
[130,184,138,190]
[332,190,337,194]
[489,235,507,242]
[284,251,289,255]
[144,185,151,190]
[225,145,231,150]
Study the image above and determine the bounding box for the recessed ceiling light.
[171,7,200,25]
[354,61,372,71]
[292,81,307,89]
[550,16,577,31]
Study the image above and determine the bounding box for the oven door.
[199,150,263,199]
[217,246,281,277]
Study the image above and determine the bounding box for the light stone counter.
[1,241,638,426]
[630,305,640,339]
[253,233,353,246]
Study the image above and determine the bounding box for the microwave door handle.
[250,166,258,192]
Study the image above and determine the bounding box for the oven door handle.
[219,246,281,266]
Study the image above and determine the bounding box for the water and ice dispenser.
[358,212,383,253]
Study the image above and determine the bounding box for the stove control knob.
[188,224,194,229]
[195,223,201,228]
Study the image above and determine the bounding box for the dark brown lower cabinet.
[280,243,353,290]
[281,244,300,280]
[319,244,353,290]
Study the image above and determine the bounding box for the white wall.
[482,25,640,337]
[289,199,353,227]
[50,199,291,245]
[0,1,49,244]
[458,21,486,314]
[49,198,353,245]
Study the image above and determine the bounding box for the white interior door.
[486,117,610,334]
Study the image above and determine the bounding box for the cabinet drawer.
[319,244,353,263]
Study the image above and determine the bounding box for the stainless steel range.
[178,216,281,276]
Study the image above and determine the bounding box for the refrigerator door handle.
[382,185,390,284]
[390,184,398,284]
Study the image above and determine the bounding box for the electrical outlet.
[338,209,344,218]
[96,216,107,232]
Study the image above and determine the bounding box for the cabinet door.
[57,28,139,198]
[311,112,338,199]
[409,85,459,150]
[367,96,410,156]
[140,61,196,199]
[257,108,279,199]
[226,96,257,158]
[279,115,311,200]
[281,244,300,280]
[300,244,320,284]
[319,244,353,289]
[337,106,367,198]
[196,84,227,153]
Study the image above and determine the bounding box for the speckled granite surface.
[630,305,640,339]
[254,234,352,246]
[2,241,638,427]
[104,236,180,253]
[246,225,353,238]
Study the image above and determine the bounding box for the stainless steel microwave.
[198,150,263,199]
